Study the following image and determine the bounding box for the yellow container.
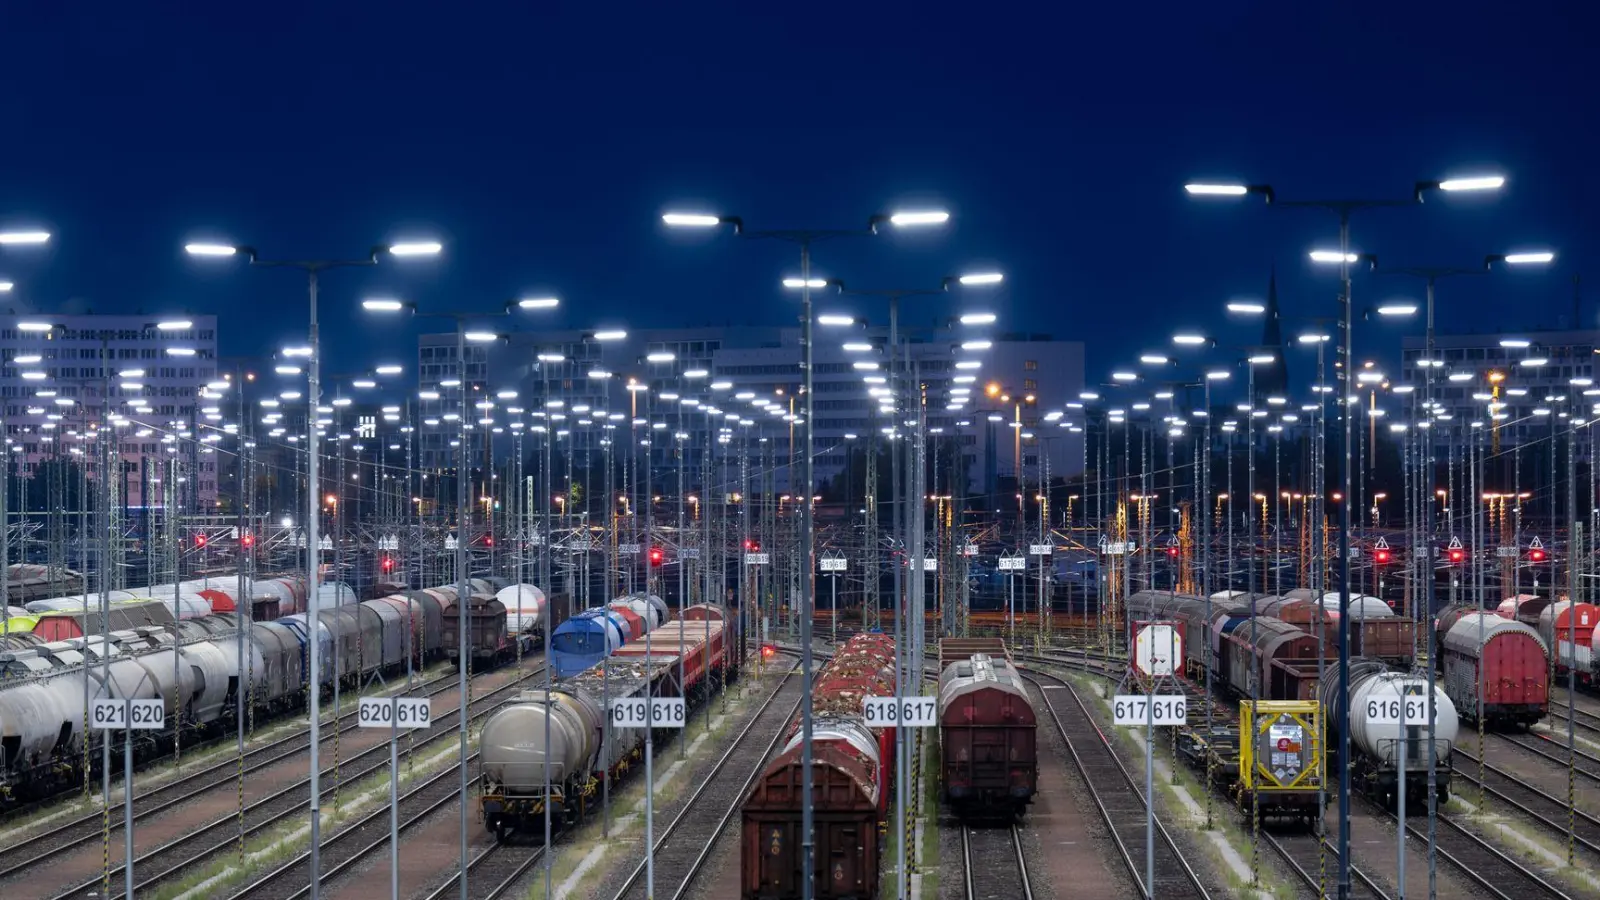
[1239,700,1322,792]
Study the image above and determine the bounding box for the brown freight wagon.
[742,740,881,900]
[939,654,1037,818]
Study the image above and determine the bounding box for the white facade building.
[0,314,220,508]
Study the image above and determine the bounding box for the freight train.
[0,577,545,805]
[548,593,670,677]
[1128,590,1457,813]
[742,632,898,900]
[1497,596,1597,685]
[478,602,731,840]
[936,638,1038,820]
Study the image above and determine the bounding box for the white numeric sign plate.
[92,699,165,730]
[863,696,937,727]
[358,697,433,729]
[1366,695,1432,726]
[609,697,687,729]
[1112,695,1187,726]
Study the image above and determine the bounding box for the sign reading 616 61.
[863,696,937,727]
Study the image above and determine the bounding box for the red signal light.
[1529,548,1546,562]
[484,536,494,547]
[761,644,776,659]
[743,538,760,552]
[1374,549,1391,564]
[1166,546,1179,558]
[240,533,255,548]
[1448,548,1464,564]
[194,534,207,548]
[649,547,664,566]
[381,556,395,572]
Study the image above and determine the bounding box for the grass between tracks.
[1054,666,1291,900]
[151,725,474,900]
[0,662,453,845]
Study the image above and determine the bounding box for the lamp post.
[0,230,50,632]
[661,207,947,899]
[364,294,558,900]
[1186,174,1503,898]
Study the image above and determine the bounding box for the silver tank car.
[1320,657,1458,806]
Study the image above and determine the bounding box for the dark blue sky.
[2,2,1596,392]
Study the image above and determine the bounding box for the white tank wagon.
[496,584,548,640]
[480,632,728,840]
[1320,656,1458,807]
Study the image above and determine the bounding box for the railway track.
[0,662,478,881]
[33,663,550,900]
[961,824,1033,900]
[1260,832,1392,900]
[232,758,483,900]
[1492,731,1600,785]
[1450,744,1600,857]
[1022,668,1211,900]
[1370,797,1576,900]
[421,843,548,900]
[1548,697,1600,736]
[607,664,804,900]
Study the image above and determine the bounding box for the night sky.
[2,2,1596,395]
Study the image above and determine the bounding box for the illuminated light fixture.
[17,322,52,332]
[962,340,993,351]
[783,278,828,289]
[1504,251,1555,264]
[888,210,950,226]
[1376,304,1417,316]
[1500,338,1531,348]
[275,365,301,375]
[1309,250,1359,263]
[119,368,144,378]
[958,272,1003,285]
[817,315,854,326]
[1248,354,1275,364]
[1520,357,1549,367]
[960,313,997,325]
[374,365,403,376]
[593,330,627,341]
[13,354,40,364]
[419,390,441,400]
[1437,175,1505,192]
[1206,371,1230,380]
[184,242,235,256]
[683,368,709,378]
[843,342,872,352]
[497,390,518,399]
[332,397,353,407]
[464,331,498,342]
[1299,333,1330,344]
[389,241,443,256]
[953,375,976,384]
[647,351,676,363]
[1111,372,1137,381]
[536,352,564,363]
[363,299,404,311]
[1447,373,1473,382]
[955,360,982,370]
[710,380,731,390]
[167,347,197,356]
[1356,372,1384,383]
[1227,301,1265,313]
[156,319,193,330]
[662,213,721,227]
[1184,183,1248,195]
[518,297,559,309]
[20,371,45,380]
[283,346,313,357]
[1172,334,1206,345]
[1140,354,1168,365]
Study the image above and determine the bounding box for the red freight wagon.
[1440,611,1549,728]
[743,633,895,900]
[31,601,175,641]
[938,653,1037,819]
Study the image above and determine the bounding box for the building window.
[1024,360,1038,371]
[1023,378,1037,390]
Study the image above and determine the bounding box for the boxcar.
[938,653,1037,819]
[1440,612,1548,728]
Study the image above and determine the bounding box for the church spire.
[1258,265,1289,397]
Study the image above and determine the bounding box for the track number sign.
[1366,695,1431,726]
[863,696,937,727]
[92,699,165,730]
[609,697,687,728]
[1112,695,1187,726]
[358,697,432,729]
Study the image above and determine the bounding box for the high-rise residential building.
[0,314,221,508]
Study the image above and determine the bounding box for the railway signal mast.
[1114,620,1187,899]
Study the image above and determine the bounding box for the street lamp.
[662,206,948,900]
[183,236,439,899]
[1187,172,1503,900]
